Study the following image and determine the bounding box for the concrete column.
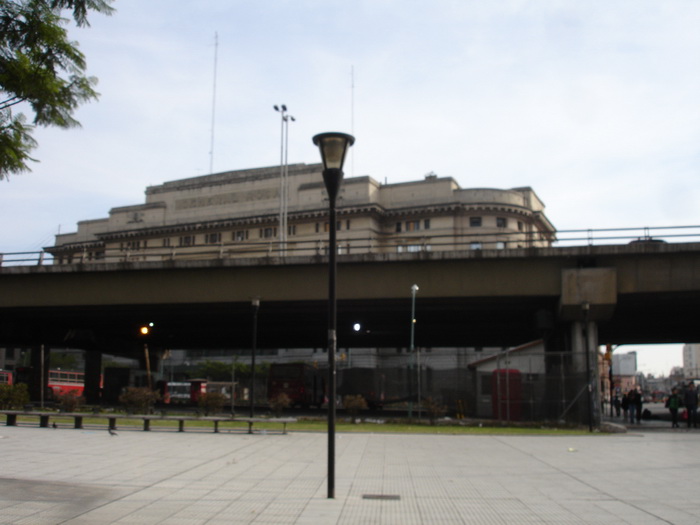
[84,350,102,405]
[28,346,49,404]
[570,319,602,428]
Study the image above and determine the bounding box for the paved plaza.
[0,422,698,524]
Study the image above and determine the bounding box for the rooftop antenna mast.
[209,32,219,174]
[350,65,355,177]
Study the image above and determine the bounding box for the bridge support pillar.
[28,346,50,404]
[558,267,616,429]
[84,350,102,405]
[569,319,602,429]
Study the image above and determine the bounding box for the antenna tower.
[209,32,219,174]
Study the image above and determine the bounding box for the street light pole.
[274,105,295,254]
[249,298,260,419]
[582,302,593,432]
[313,131,355,500]
[411,284,420,419]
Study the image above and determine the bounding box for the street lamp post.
[312,131,355,500]
[410,284,420,418]
[274,105,295,254]
[249,298,260,420]
[582,302,593,432]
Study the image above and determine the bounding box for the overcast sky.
[2,1,697,375]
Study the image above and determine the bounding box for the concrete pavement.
[1,423,699,524]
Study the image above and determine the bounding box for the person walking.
[684,382,698,429]
[621,392,630,422]
[666,388,681,428]
[627,389,639,424]
[635,388,643,423]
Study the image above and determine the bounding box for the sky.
[1,1,698,375]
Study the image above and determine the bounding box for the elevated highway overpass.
[1,242,699,354]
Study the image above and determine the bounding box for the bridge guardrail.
[2,225,700,267]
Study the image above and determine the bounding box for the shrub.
[198,392,227,416]
[423,397,447,425]
[269,393,291,417]
[0,383,29,409]
[118,387,160,414]
[55,390,84,412]
[343,394,368,422]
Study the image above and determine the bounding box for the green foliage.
[0,383,30,409]
[269,392,291,417]
[0,0,114,179]
[49,352,79,370]
[55,390,83,411]
[198,392,227,416]
[192,360,242,382]
[423,397,447,426]
[343,394,368,422]
[118,387,160,414]
[192,359,270,382]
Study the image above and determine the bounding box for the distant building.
[613,352,637,376]
[47,164,556,264]
[683,344,700,378]
[612,351,638,393]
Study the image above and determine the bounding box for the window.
[260,227,276,239]
[480,374,491,396]
[396,222,402,233]
[346,220,351,230]
[470,242,482,250]
[406,220,420,232]
[316,223,320,233]
[407,245,422,253]
[496,241,506,250]
[179,235,195,247]
[162,238,171,247]
[205,232,221,244]
[518,221,524,231]
[496,217,507,228]
[288,224,296,236]
[470,217,482,227]
[234,230,248,242]
[424,219,431,230]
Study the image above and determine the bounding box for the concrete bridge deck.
[1,243,699,352]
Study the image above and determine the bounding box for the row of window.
[114,216,527,251]
[395,241,514,252]
[396,219,431,233]
[469,217,523,230]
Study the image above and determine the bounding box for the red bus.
[0,370,12,386]
[48,370,85,396]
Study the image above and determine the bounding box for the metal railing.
[2,225,700,267]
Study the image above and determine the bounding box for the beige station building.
[47,163,556,264]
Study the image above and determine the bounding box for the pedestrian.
[613,394,621,417]
[627,389,640,424]
[684,382,698,429]
[666,388,681,428]
[621,393,629,421]
[635,389,643,423]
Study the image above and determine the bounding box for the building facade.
[683,344,700,378]
[47,163,556,264]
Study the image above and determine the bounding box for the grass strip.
[15,415,589,435]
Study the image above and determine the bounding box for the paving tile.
[2,425,700,523]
